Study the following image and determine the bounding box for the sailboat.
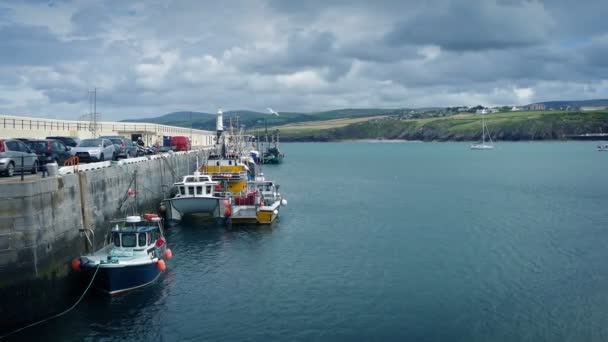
[470,113,494,150]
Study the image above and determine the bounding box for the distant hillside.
[280,110,608,142]
[533,99,608,109]
[123,108,393,130]
[309,108,392,120]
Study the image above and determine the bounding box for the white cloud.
[0,0,606,120]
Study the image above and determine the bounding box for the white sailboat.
[470,113,494,150]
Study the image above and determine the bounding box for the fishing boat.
[598,144,608,151]
[198,108,286,224]
[262,129,285,164]
[470,113,494,150]
[75,213,171,294]
[160,171,225,222]
[229,176,287,224]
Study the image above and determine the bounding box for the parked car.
[171,136,191,151]
[26,139,72,167]
[0,139,39,176]
[46,136,81,148]
[71,138,116,162]
[100,136,138,158]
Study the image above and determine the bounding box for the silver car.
[0,139,39,176]
[71,138,116,162]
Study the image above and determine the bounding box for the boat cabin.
[174,172,218,198]
[250,180,280,202]
[109,215,164,256]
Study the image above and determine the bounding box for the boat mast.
[134,170,138,215]
[481,114,485,145]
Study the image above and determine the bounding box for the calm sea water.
[13,142,608,341]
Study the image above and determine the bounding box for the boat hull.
[230,201,281,224]
[470,144,494,150]
[83,261,161,295]
[162,196,222,221]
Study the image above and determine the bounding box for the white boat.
[160,171,225,221]
[470,113,494,150]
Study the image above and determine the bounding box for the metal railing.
[0,115,213,136]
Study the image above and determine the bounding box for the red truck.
[171,136,191,151]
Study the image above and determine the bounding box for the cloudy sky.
[0,0,607,120]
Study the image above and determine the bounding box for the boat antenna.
[134,169,138,215]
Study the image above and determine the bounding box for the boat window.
[188,186,195,195]
[121,233,137,247]
[206,185,212,194]
[112,232,120,247]
[150,230,158,243]
[138,232,147,247]
[186,177,194,182]
[196,186,203,195]
[179,186,185,195]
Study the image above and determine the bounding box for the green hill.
[280,110,608,142]
[123,108,392,131]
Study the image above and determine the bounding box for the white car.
[71,138,117,162]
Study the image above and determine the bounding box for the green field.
[278,110,608,142]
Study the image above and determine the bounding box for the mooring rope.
[0,264,101,340]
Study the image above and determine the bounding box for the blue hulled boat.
[78,214,171,294]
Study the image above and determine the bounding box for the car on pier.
[100,136,138,159]
[45,136,81,148]
[71,138,116,162]
[25,139,72,168]
[0,139,39,176]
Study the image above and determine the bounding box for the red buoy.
[144,213,159,221]
[157,259,166,272]
[71,258,81,272]
[164,248,173,260]
[224,207,232,217]
[155,237,165,247]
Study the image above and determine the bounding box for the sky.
[0,0,607,121]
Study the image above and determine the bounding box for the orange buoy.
[144,213,158,221]
[224,207,232,217]
[71,258,81,272]
[157,259,166,272]
[223,199,231,208]
[164,248,173,260]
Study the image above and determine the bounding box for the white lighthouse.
[216,108,224,132]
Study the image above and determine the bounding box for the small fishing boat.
[229,175,287,224]
[262,130,285,164]
[470,113,494,150]
[160,171,225,222]
[597,144,608,151]
[75,214,171,294]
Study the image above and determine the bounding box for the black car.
[46,136,81,148]
[26,139,72,167]
[99,136,137,158]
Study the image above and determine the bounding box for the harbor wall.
[0,151,201,332]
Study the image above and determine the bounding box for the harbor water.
[11,142,608,341]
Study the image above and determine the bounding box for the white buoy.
[281,199,287,206]
[273,210,279,215]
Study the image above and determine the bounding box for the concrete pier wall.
[0,151,200,332]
